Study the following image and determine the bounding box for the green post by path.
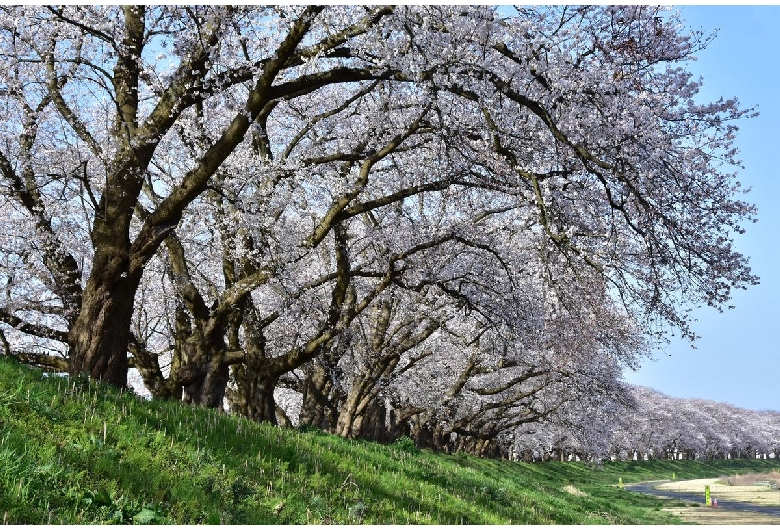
[705,484,711,507]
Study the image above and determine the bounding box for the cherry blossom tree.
[0,5,759,453]
[0,5,402,386]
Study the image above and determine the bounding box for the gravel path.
[626,481,780,518]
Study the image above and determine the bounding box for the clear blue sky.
[622,6,780,412]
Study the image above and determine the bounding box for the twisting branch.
[0,309,69,343]
[5,349,69,372]
[306,104,433,249]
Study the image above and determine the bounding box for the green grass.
[1,358,778,524]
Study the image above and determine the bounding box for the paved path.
[626,481,780,518]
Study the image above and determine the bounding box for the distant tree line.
[511,386,780,462]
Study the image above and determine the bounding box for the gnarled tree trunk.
[68,277,136,387]
[175,309,232,408]
[67,187,144,387]
[299,361,338,431]
[230,367,278,423]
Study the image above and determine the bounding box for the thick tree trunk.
[334,382,392,442]
[230,367,278,424]
[334,390,363,438]
[67,9,152,388]
[358,400,391,442]
[68,244,139,388]
[299,362,337,431]
[226,309,280,424]
[181,355,230,408]
[177,321,231,409]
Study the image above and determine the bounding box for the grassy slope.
[1,358,778,524]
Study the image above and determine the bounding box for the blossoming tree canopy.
[0,3,756,438]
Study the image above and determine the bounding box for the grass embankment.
[1,358,778,524]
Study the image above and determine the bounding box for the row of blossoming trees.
[0,6,762,457]
[512,386,780,462]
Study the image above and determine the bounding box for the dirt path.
[626,479,780,525]
[663,506,780,525]
[657,478,780,506]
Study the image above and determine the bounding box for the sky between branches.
[621,5,780,412]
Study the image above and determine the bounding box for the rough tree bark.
[298,361,338,431]
[67,167,148,387]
